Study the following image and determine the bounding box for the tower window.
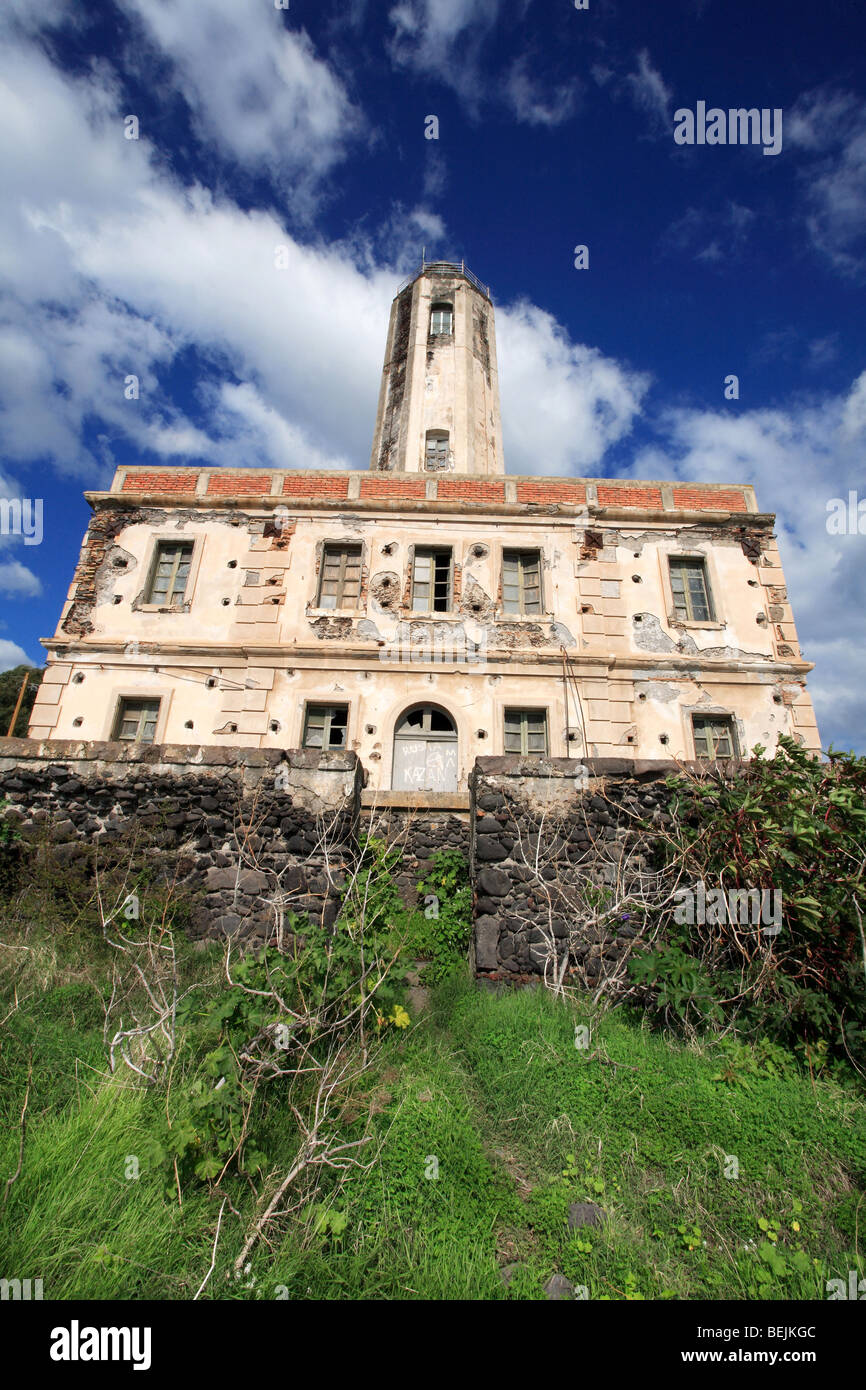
[669,557,714,622]
[504,708,548,755]
[317,544,362,609]
[303,703,348,750]
[412,548,453,612]
[113,697,160,744]
[692,715,737,760]
[429,302,453,336]
[425,430,450,471]
[502,550,542,615]
[145,541,194,606]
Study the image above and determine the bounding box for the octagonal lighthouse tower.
[369,260,505,476]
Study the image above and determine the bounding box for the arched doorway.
[392,704,458,792]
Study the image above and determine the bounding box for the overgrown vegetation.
[0,779,863,1300]
[630,737,866,1069]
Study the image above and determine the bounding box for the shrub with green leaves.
[630,736,866,1065]
[415,848,472,981]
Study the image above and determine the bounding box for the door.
[392,705,458,792]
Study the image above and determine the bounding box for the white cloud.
[0,559,42,597]
[0,639,33,670]
[625,49,672,136]
[788,88,866,277]
[123,0,362,212]
[388,0,501,107]
[498,301,650,474]
[503,57,580,128]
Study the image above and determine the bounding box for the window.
[113,698,160,744]
[669,557,714,622]
[429,302,453,336]
[425,430,450,471]
[303,704,348,750]
[692,715,737,760]
[146,541,194,606]
[502,550,542,615]
[504,708,548,755]
[412,547,452,612]
[317,544,362,609]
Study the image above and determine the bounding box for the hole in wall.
[112,596,122,605]
[659,733,669,744]
[221,597,230,606]
[638,692,646,701]
[365,724,375,735]
[184,720,193,729]
[632,575,642,583]
[206,677,217,688]
[72,717,83,727]
[227,560,237,569]
[269,720,280,732]
[72,673,85,684]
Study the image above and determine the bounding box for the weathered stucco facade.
[30,262,820,784]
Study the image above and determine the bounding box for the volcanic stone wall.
[470,756,704,981]
[361,805,470,908]
[0,738,361,942]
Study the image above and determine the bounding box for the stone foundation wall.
[469,756,732,982]
[361,805,470,908]
[0,738,361,943]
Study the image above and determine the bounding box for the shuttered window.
[692,715,737,759]
[669,558,713,622]
[504,708,548,755]
[303,704,348,750]
[146,541,193,606]
[502,550,542,615]
[412,548,452,612]
[113,698,160,744]
[317,544,362,609]
[425,431,450,470]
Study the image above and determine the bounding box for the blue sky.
[0,0,865,749]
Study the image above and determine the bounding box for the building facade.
[29,262,821,788]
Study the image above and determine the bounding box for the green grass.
[0,914,863,1301]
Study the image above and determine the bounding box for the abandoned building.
[28,260,820,789]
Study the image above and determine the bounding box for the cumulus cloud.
[123,0,363,213]
[0,559,42,597]
[0,638,34,670]
[498,301,650,475]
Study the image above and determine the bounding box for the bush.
[630,736,866,1067]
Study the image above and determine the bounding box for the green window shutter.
[147,542,194,605]
[670,558,712,622]
[503,551,542,615]
[504,709,548,754]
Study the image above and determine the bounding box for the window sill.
[136,603,189,614]
[670,618,725,630]
[307,608,366,619]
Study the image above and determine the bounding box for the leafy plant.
[414,849,472,982]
